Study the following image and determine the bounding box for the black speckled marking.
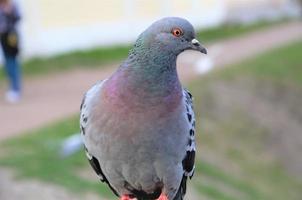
[80,94,86,111]
[81,125,85,135]
[187,91,192,98]
[173,89,196,200]
[188,138,192,146]
[187,113,192,122]
[83,117,88,123]
[182,150,195,174]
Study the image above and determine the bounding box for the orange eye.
[172,28,183,37]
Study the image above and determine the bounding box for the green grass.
[0,116,114,198]
[188,40,302,199]
[1,39,302,199]
[0,18,290,82]
[196,19,289,43]
[0,45,130,82]
[0,115,265,199]
[0,45,130,80]
[196,161,263,199]
[23,45,131,75]
[219,40,302,85]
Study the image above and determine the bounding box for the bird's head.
[117,17,207,95]
[134,17,207,58]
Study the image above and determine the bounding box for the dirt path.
[0,168,103,200]
[0,21,301,140]
[0,167,203,200]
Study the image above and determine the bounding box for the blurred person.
[0,0,21,103]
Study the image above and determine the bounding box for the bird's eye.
[171,28,183,37]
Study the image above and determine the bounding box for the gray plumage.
[80,17,206,200]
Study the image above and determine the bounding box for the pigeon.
[80,17,207,200]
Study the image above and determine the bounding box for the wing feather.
[175,89,196,200]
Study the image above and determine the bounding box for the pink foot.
[120,195,132,200]
[157,193,168,200]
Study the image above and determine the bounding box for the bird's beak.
[191,39,207,54]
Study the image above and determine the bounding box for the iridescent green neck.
[104,43,182,108]
[122,43,180,95]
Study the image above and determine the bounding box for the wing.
[80,80,119,197]
[80,80,105,138]
[84,147,119,197]
[174,88,196,200]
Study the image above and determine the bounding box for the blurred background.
[0,0,302,199]
[15,0,301,58]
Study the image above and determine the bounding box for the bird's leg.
[157,193,168,200]
[120,195,132,200]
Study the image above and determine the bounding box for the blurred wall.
[17,0,226,58]
[15,0,298,59]
[225,0,300,23]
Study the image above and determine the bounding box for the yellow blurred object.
[135,0,161,18]
[37,0,124,28]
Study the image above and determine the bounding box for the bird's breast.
[86,85,188,197]
[101,84,181,119]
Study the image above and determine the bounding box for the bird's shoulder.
[80,80,106,136]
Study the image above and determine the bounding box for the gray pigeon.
[80,17,207,200]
